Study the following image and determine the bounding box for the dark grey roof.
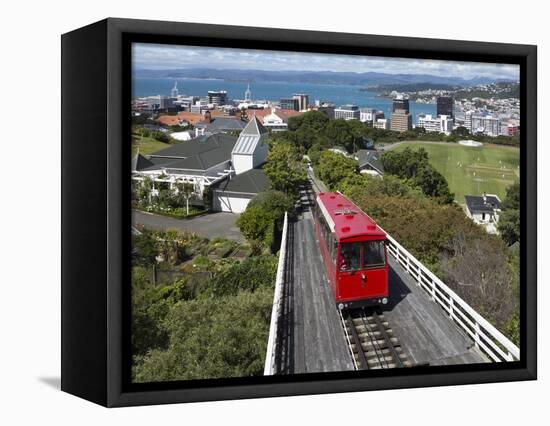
[131,154,153,171]
[240,115,268,135]
[464,195,501,214]
[213,165,270,195]
[195,117,248,134]
[147,133,237,159]
[136,133,237,173]
[357,149,384,174]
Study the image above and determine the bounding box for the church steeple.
[244,83,252,102]
[171,81,179,98]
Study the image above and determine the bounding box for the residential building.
[207,90,228,106]
[437,96,454,118]
[131,132,238,198]
[464,194,502,234]
[334,104,360,120]
[132,116,270,213]
[194,111,248,137]
[262,108,303,132]
[356,149,384,177]
[390,109,412,132]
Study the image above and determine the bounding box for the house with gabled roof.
[356,149,385,176]
[132,115,271,213]
[464,193,502,234]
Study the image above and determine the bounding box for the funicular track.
[340,308,411,370]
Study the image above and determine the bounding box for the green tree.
[314,150,358,190]
[498,209,520,245]
[236,204,274,247]
[249,190,295,226]
[133,289,273,382]
[502,182,520,210]
[132,229,158,266]
[498,182,520,245]
[207,255,277,297]
[264,142,306,197]
[381,147,454,203]
[323,119,355,152]
[175,181,196,215]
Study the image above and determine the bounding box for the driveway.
[132,210,244,242]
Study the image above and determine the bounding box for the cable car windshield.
[339,243,361,271]
[363,240,385,268]
[339,240,386,272]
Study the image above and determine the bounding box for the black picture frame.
[61,17,537,407]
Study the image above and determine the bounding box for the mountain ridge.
[133,67,513,87]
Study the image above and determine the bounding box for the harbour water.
[133,77,437,123]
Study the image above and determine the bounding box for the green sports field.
[391,141,520,204]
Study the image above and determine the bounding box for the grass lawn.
[131,134,171,157]
[392,141,520,203]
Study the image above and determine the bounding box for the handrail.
[264,212,289,375]
[384,232,520,362]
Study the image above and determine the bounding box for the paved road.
[132,210,244,242]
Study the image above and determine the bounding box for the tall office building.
[280,97,299,111]
[437,96,454,118]
[293,93,309,111]
[392,96,410,113]
[207,90,228,106]
[390,109,412,132]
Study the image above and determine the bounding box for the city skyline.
[133,43,520,81]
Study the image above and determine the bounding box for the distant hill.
[363,82,461,92]
[133,68,503,87]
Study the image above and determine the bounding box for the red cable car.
[313,192,389,310]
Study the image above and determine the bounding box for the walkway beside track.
[276,186,354,374]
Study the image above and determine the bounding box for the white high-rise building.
[417,114,454,135]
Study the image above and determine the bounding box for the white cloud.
[132,43,519,81]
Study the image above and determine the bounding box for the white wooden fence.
[264,212,289,375]
[385,233,520,362]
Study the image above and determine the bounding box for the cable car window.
[363,240,385,268]
[340,243,361,272]
[332,238,338,265]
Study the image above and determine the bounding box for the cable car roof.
[316,192,386,240]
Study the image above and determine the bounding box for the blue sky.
[133,43,519,81]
